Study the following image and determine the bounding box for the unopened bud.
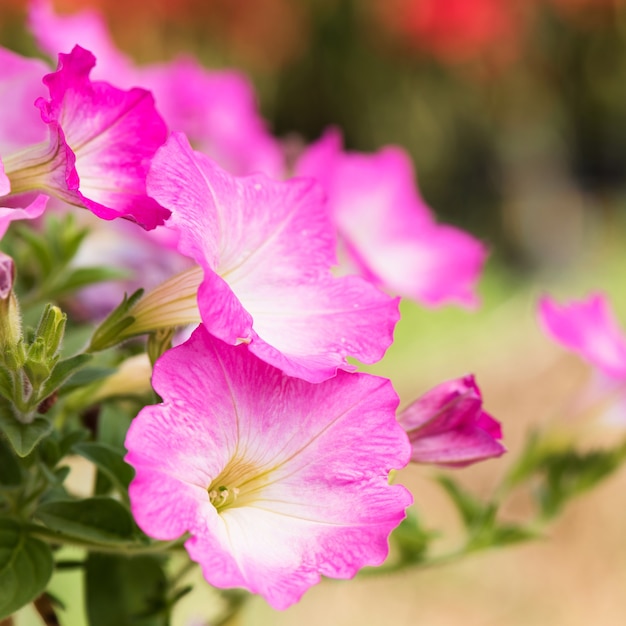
[0,252,21,351]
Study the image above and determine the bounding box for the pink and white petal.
[141,59,282,177]
[37,46,169,229]
[0,194,48,239]
[127,327,411,609]
[361,223,487,308]
[128,469,209,541]
[539,294,626,380]
[28,0,134,84]
[236,276,400,382]
[149,132,334,274]
[298,134,486,308]
[149,134,399,379]
[0,47,49,153]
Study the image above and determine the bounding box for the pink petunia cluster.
[0,0,505,610]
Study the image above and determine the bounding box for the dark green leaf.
[0,403,52,457]
[72,442,134,494]
[40,354,92,399]
[0,518,54,619]
[0,366,14,401]
[35,497,136,544]
[85,553,168,626]
[0,436,22,487]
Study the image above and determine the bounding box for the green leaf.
[50,266,129,297]
[436,475,491,529]
[0,403,52,457]
[85,554,168,626]
[391,509,435,564]
[88,289,144,353]
[72,441,134,494]
[536,446,626,519]
[40,354,92,399]
[0,436,22,487]
[35,497,136,544]
[489,524,540,547]
[0,366,14,401]
[0,518,54,619]
[61,366,115,392]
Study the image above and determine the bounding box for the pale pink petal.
[296,129,487,308]
[140,58,282,177]
[0,194,48,239]
[36,46,169,229]
[148,133,399,382]
[125,326,411,609]
[28,1,281,177]
[28,0,134,84]
[398,375,505,467]
[0,47,49,153]
[538,293,626,380]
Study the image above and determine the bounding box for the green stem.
[25,524,186,555]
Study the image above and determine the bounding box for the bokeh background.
[5,0,626,624]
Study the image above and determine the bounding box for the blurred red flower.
[375,0,527,66]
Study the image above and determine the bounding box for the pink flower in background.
[398,375,505,467]
[0,47,50,215]
[146,132,399,382]
[296,129,487,308]
[28,0,282,178]
[0,47,48,153]
[125,326,412,610]
[538,294,626,380]
[140,59,282,178]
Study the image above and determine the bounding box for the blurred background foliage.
[2,0,626,274]
[3,0,626,277]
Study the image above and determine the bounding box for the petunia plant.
[1,4,625,626]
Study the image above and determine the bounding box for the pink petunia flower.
[398,375,505,467]
[28,0,281,177]
[0,47,50,216]
[125,325,412,610]
[538,293,626,380]
[140,132,399,382]
[295,128,487,309]
[5,46,169,230]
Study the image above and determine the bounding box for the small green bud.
[0,252,21,351]
[35,304,66,359]
[24,337,52,387]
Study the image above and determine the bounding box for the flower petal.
[36,46,169,229]
[28,0,133,83]
[398,375,505,467]
[125,326,411,609]
[297,129,487,308]
[0,46,48,154]
[538,293,626,380]
[28,1,281,177]
[148,132,399,381]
